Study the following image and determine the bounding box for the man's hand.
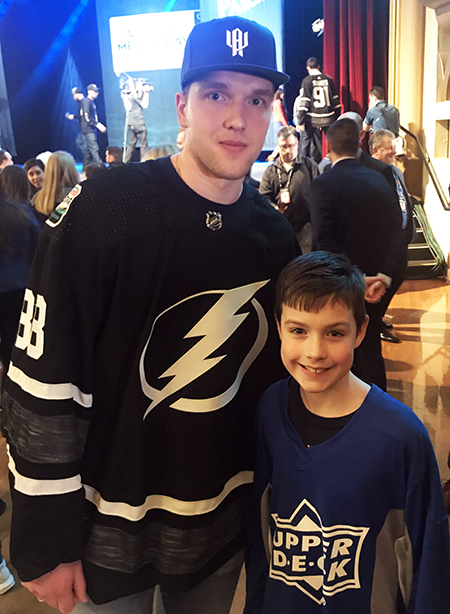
[65,113,75,120]
[298,124,305,132]
[22,561,88,614]
[97,122,107,133]
[365,276,387,303]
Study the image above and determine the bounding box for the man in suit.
[328,114,413,344]
[309,119,404,390]
[370,129,414,343]
[318,111,396,187]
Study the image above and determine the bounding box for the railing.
[400,124,450,211]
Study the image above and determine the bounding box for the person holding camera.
[121,76,153,163]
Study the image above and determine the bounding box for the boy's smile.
[277,301,368,414]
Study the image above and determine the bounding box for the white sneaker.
[0,559,15,594]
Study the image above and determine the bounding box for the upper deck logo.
[270,499,369,605]
[226,28,249,57]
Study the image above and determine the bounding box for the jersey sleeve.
[329,78,341,119]
[1,189,104,581]
[293,79,310,126]
[404,432,450,612]
[244,392,277,614]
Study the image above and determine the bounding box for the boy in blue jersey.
[245,251,450,614]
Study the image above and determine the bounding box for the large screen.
[95,0,284,151]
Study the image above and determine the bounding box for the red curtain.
[323,0,389,117]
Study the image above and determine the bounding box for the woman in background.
[0,164,40,594]
[24,158,45,197]
[267,89,289,162]
[273,88,288,132]
[0,165,40,373]
[33,150,79,226]
[1,164,33,206]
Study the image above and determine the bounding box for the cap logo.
[226,28,249,57]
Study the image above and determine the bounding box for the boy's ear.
[354,314,369,349]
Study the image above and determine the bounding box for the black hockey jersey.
[294,73,341,128]
[1,157,299,604]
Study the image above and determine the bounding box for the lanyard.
[394,175,408,230]
[277,165,294,191]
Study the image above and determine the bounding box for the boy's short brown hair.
[275,251,367,331]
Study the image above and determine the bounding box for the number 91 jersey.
[297,73,341,129]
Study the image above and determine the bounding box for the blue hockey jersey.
[245,379,450,613]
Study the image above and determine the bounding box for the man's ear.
[175,92,188,129]
[354,314,369,349]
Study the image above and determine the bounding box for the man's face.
[277,300,367,399]
[105,151,113,164]
[89,90,98,99]
[176,71,273,181]
[372,136,396,165]
[73,93,83,101]
[27,165,45,189]
[278,135,298,164]
[368,94,377,109]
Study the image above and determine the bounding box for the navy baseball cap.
[181,16,289,89]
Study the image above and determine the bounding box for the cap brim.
[182,65,289,89]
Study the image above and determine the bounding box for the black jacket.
[259,156,319,231]
[359,150,414,246]
[309,158,404,279]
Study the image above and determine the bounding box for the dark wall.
[0,0,104,163]
[0,0,324,162]
[283,0,324,124]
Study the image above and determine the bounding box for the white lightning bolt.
[141,280,268,418]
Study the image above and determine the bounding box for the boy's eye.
[292,328,305,335]
[329,330,344,338]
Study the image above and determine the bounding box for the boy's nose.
[305,335,326,360]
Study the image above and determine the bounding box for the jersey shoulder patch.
[46,184,82,228]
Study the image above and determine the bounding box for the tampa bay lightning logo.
[139,280,269,419]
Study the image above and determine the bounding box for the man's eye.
[251,98,263,106]
[208,92,223,101]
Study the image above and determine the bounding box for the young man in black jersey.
[2,15,299,614]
